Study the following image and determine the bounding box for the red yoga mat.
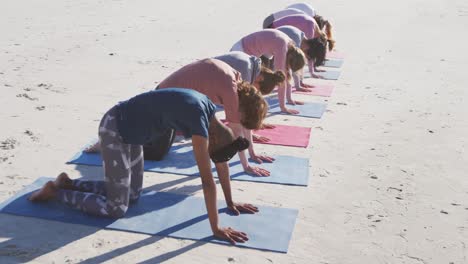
[327,51,345,60]
[293,84,334,97]
[253,124,311,148]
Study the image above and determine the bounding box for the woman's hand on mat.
[281,108,299,115]
[261,123,276,129]
[301,82,315,89]
[228,202,259,215]
[214,227,249,244]
[288,100,304,105]
[245,165,271,176]
[311,73,323,79]
[295,87,312,92]
[250,154,275,164]
[252,134,270,143]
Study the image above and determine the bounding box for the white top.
[272,8,305,20]
[286,3,316,17]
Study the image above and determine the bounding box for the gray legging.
[56,107,144,218]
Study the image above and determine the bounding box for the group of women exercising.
[29,3,336,245]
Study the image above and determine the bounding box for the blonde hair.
[314,15,336,51]
[286,45,306,79]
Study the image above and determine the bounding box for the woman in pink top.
[231,29,306,115]
[262,8,305,29]
[158,58,273,176]
[266,11,336,51]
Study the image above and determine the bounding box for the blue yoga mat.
[304,70,341,80]
[264,96,326,119]
[323,59,344,68]
[68,144,310,186]
[0,177,298,253]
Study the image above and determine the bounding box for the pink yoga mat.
[253,124,311,148]
[327,51,345,60]
[293,84,334,97]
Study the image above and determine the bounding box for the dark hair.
[237,82,268,129]
[257,67,286,95]
[303,36,327,66]
[314,15,335,51]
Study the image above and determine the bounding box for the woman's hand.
[250,154,275,164]
[287,100,304,105]
[245,165,270,176]
[300,82,315,89]
[261,123,276,129]
[213,227,249,244]
[315,68,326,72]
[311,73,324,79]
[295,87,313,92]
[252,134,270,143]
[228,202,259,215]
[281,107,299,115]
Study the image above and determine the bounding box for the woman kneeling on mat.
[268,2,336,50]
[213,51,286,95]
[231,29,306,114]
[266,13,335,52]
[157,59,271,176]
[29,88,257,244]
[213,51,285,143]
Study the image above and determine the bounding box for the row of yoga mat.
[0,52,345,253]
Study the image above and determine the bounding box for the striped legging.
[57,106,144,218]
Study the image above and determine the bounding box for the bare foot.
[84,142,101,153]
[29,181,57,202]
[54,172,73,189]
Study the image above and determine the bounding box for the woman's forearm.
[215,162,234,207]
[308,60,315,76]
[228,123,249,169]
[293,72,301,89]
[201,176,219,232]
[278,82,287,110]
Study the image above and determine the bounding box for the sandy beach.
[1,0,467,263]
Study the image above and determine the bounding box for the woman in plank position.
[275,25,327,88]
[29,88,258,244]
[230,29,306,114]
[157,59,271,176]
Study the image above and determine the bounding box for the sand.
[1,0,467,263]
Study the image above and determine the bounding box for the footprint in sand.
[16,93,37,101]
[24,130,39,141]
[0,138,18,150]
[38,83,66,93]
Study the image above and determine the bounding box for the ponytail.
[314,15,336,51]
[257,67,286,95]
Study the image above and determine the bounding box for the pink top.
[241,29,292,74]
[272,14,317,39]
[272,8,304,20]
[158,58,242,123]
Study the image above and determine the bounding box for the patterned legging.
[56,107,144,218]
